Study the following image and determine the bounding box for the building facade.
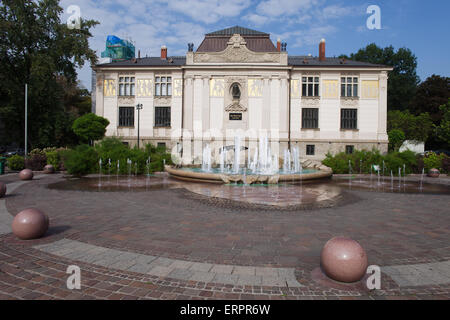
[93,26,392,164]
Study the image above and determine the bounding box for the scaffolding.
[101,35,135,62]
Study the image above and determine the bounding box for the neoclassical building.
[93,26,392,163]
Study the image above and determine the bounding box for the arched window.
[231,83,241,100]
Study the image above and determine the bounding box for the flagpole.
[25,84,28,158]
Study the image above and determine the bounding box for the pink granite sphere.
[0,182,6,198]
[427,168,440,178]
[320,237,368,283]
[12,208,49,240]
[44,165,55,174]
[19,169,33,181]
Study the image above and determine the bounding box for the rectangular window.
[341,77,358,97]
[341,109,358,129]
[346,145,354,154]
[302,108,319,129]
[306,145,315,156]
[155,107,171,127]
[155,76,172,96]
[118,77,135,96]
[157,142,166,149]
[302,77,320,97]
[119,107,134,127]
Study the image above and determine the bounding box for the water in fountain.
[202,144,212,172]
[117,160,120,187]
[98,158,102,188]
[359,159,363,183]
[420,168,425,190]
[370,165,373,187]
[108,159,111,182]
[127,159,132,188]
[403,164,406,187]
[391,170,394,190]
[220,148,226,173]
[398,167,402,188]
[233,136,241,174]
[348,160,352,188]
[283,149,291,173]
[292,147,301,173]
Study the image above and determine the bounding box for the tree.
[388,129,405,152]
[72,113,109,144]
[410,75,450,124]
[341,44,420,111]
[0,0,98,148]
[387,110,433,142]
[435,99,450,148]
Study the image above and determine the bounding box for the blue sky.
[59,0,450,89]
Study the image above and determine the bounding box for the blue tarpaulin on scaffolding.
[101,35,135,62]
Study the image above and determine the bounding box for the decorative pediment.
[225,102,247,112]
[194,34,282,64]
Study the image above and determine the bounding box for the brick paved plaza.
[0,173,449,300]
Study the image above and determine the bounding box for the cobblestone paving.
[0,174,449,300]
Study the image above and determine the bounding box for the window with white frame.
[341,77,359,97]
[118,77,135,96]
[302,76,320,97]
[155,76,172,96]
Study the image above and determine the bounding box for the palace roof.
[96,26,390,69]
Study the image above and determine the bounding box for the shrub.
[323,149,419,175]
[45,151,59,169]
[423,152,444,171]
[388,129,406,152]
[72,113,110,144]
[441,155,450,174]
[7,155,25,171]
[64,144,99,176]
[25,154,47,171]
[29,148,45,156]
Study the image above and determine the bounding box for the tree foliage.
[72,113,109,144]
[0,0,98,148]
[341,43,419,111]
[435,99,450,148]
[387,110,433,142]
[411,75,450,124]
[388,129,405,152]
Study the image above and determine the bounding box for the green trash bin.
[0,157,6,175]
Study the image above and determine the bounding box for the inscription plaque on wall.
[229,113,243,121]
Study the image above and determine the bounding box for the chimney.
[277,38,281,52]
[161,45,167,60]
[319,39,326,61]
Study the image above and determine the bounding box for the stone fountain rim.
[165,164,333,184]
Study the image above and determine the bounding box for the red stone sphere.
[320,237,368,283]
[12,208,49,240]
[0,182,6,198]
[44,165,55,174]
[427,168,440,178]
[19,169,33,181]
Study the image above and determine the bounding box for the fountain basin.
[165,162,333,185]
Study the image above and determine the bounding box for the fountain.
[166,136,332,184]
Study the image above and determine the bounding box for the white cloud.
[165,0,252,24]
[256,0,319,18]
[244,13,269,26]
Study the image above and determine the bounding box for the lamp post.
[136,103,143,149]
